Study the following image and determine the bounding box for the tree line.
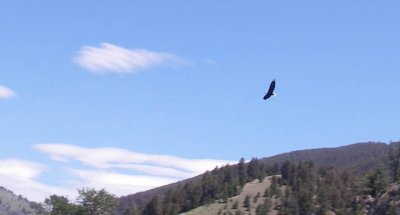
[125,143,400,215]
[43,188,117,215]
[42,143,400,214]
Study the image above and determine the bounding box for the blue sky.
[0,1,399,202]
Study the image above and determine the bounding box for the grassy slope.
[180,176,277,215]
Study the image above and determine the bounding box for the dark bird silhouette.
[263,79,276,100]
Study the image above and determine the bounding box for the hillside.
[116,141,400,215]
[1,141,398,215]
[182,174,400,215]
[0,186,43,215]
[261,142,392,175]
[180,176,278,215]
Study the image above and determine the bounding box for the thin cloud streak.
[27,143,235,201]
[111,163,195,179]
[0,145,234,202]
[73,43,185,74]
[34,143,234,177]
[0,85,16,99]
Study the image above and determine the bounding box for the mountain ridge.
[1,141,398,215]
[116,141,399,214]
[261,142,391,174]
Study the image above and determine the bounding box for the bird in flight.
[263,79,276,100]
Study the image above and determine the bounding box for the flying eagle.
[263,79,276,100]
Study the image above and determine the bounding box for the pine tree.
[247,158,261,181]
[238,158,248,186]
[316,178,329,215]
[256,198,270,215]
[243,195,251,211]
[143,196,163,215]
[389,144,400,182]
[365,169,387,197]
[269,176,279,198]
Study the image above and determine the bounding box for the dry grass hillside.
[180,176,284,215]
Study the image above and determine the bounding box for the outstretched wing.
[263,79,275,100]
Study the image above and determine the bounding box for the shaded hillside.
[117,177,203,215]
[0,187,44,215]
[117,142,398,215]
[262,142,393,175]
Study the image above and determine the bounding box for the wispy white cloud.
[34,144,233,177]
[21,144,236,201]
[0,144,233,202]
[0,159,73,202]
[0,85,16,99]
[110,163,195,179]
[0,159,46,182]
[73,43,185,74]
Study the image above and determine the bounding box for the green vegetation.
[3,142,400,215]
[136,157,277,215]
[43,188,117,215]
[121,142,400,215]
[255,198,269,215]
